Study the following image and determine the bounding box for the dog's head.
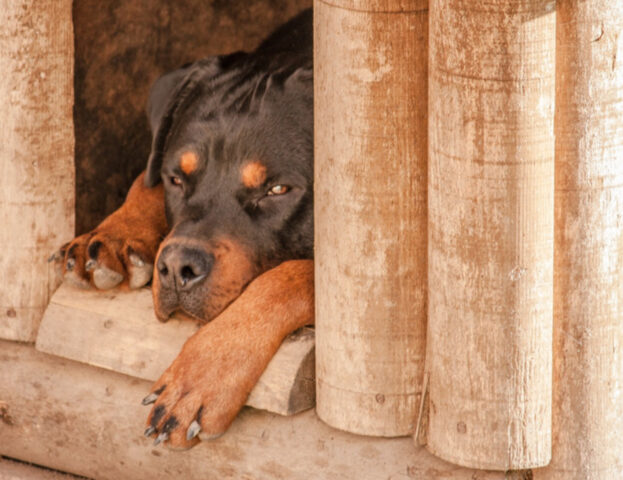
[143,52,313,323]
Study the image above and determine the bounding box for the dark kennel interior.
[74,0,311,233]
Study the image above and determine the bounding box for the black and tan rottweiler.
[54,8,314,449]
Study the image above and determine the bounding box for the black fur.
[145,8,313,319]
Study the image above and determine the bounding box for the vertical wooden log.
[426,0,555,469]
[535,2,623,479]
[314,0,428,436]
[0,1,75,341]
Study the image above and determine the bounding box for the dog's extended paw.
[49,172,167,290]
[142,320,263,449]
[142,260,315,450]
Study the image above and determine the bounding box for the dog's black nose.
[157,245,212,291]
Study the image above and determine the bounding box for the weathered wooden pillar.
[0,1,75,341]
[426,0,555,469]
[314,0,428,436]
[535,2,623,479]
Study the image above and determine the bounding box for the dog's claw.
[85,259,97,271]
[49,243,69,263]
[142,392,159,405]
[66,258,75,271]
[144,426,156,437]
[186,421,201,441]
[153,432,168,446]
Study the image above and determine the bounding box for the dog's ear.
[259,65,313,124]
[283,66,312,98]
[146,66,192,136]
[252,65,312,115]
[144,58,221,187]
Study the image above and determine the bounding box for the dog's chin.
[177,302,219,325]
[169,308,209,324]
[154,288,236,325]
[154,299,217,324]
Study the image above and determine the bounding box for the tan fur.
[62,171,168,288]
[241,160,267,189]
[179,151,199,175]
[146,260,315,448]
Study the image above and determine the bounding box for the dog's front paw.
[50,231,157,290]
[49,172,166,290]
[142,260,315,449]
[142,320,266,449]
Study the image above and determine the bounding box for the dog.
[53,8,314,449]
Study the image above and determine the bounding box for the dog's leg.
[143,259,314,449]
[50,172,168,289]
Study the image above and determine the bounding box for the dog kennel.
[1,0,622,479]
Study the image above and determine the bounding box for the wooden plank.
[0,340,506,480]
[35,283,315,416]
[0,0,75,341]
[426,0,555,470]
[534,2,623,479]
[314,0,428,437]
[247,327,315,415]
[36,284,198,382]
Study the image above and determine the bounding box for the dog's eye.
[170,176,183,187]
[267,185,289,196]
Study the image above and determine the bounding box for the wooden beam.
[35,283,315,416]
[535,2,623,479]
[0,0,74,341]
[0,340,506,480]
[314,0,428,437]
[426,0,555,470]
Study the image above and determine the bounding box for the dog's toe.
[127,251,154,289]
[92,265,124,289]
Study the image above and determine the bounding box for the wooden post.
[426,0,555,469]
[535,2,623,479]
[314,0,428,436]
[0,0,75,341]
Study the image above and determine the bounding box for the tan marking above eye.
[180,151,199,175]
[241,160,267,189]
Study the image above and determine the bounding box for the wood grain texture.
[35,284,315,416]
[314,0,428,436]
[316,0,426,13]
[426,0,555,470]
[0,341,508,480]
[0,0,74,341]
[534,2,623,479]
